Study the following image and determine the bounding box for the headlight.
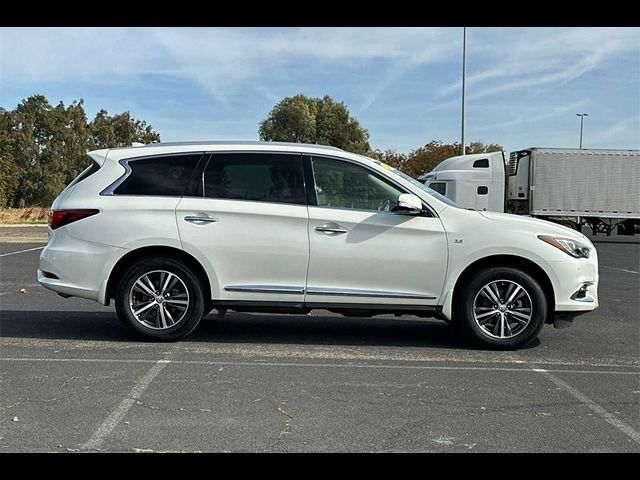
[537,235,591,258]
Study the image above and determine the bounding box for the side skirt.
[209,300,443,318]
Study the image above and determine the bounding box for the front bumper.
[551,309,592,329]
[545,245,599,313]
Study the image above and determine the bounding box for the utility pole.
[461,27,467,156]
[576,113,588,149]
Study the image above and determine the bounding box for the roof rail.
[110,140,344,151]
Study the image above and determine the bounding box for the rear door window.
[203,153,305,205]
[114,154,202,196]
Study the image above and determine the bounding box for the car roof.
[99,140,343,158]
[93,140,379,167]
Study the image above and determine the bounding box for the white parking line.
[600,265,639,275]
[0,246,44,258]
[1,356,639,376]
[534,368,640,446]
[81,359,171,451]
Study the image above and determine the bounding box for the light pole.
[461,27,467,156]
[576,113,588,149]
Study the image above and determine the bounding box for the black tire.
[115,256,205,341]
[617,219,635,236]
[454,266,547,349]
[556,219,579,231]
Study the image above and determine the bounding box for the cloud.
[472,100,590,133]
[588,116,640,148]
[438,27,640,101]
[1,27,637,153]
[0,27,458,106]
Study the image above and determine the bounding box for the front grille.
[508,151,518,176]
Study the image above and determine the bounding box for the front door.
[304,156,448,307]
[176,152,309,303]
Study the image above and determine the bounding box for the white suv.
[38,141,599,348]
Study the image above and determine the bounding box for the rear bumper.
[38,227,124,304]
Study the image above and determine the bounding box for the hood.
[478,211,587,240]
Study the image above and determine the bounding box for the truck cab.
[418,152,506,212]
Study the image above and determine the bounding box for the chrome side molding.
[224,285,305,294]
[223,285,436,300]
[305,287,436,300]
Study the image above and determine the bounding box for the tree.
[0,108,20,207]
[259,94,371,154]
[374,140,504,178]
[7,96,94,206]
[0,95,161,208]
[90,109,160,149]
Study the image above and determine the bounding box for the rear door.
[176,152,310,304]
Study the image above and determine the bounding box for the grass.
[0,207,49,225]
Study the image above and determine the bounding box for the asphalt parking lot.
[1,232,639,452]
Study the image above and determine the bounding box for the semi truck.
[418,148,640,236]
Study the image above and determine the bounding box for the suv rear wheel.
[115,256,205,341]
[455,266,547,349]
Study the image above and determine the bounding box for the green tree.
[259,94,371,154]
[90,109,160,149]
[0,108,20,207]
[0,95,161,207]
[8,95,94,206]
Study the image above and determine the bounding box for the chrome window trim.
[306,287,436,300]
[182,196,310,208]
[224,285,305,294]
[99,149,438,218]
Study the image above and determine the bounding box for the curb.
[0,224,47,228]
[0,237,48,244]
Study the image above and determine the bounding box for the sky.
[1,27,638,155]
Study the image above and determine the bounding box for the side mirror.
[396,193,423,214]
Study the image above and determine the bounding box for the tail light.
[48,209,99,230]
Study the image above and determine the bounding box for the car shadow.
[0,309,488,350]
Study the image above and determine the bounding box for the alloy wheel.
[472,279,533,339]
[128,270,190,330]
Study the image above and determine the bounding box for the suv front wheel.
[455,266,547,349]
[115,257,205,341]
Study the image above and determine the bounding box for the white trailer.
[419,148,640,236]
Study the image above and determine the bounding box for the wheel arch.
[448,255,555,324]
[105,246,211,305]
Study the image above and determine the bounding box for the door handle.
[315,224,348,234]
[184,215,218,224]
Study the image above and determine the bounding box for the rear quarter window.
[113,154,201,196]
[67,159,101,189]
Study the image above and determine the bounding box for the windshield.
[368,158,462,208]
